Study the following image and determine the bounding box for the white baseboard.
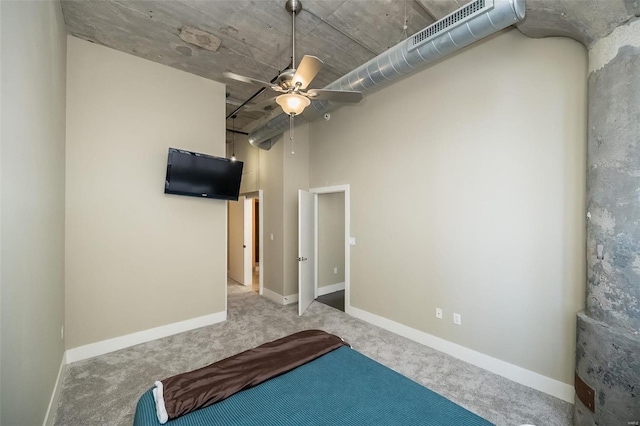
[283,293,298,305]
[317,282,345,297]
[262,288,298,305]
[348,305,575,403]
[262,287,284,304]
[66,311,226,363]
[43,352,67,426]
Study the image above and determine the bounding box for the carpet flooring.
[53,281,572,425]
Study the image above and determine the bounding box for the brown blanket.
[154,330,349,422]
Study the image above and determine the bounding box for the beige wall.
[318,193,345,287]
[65,36,227,349]
[227,134,260,194]
[309,29,587,384]
[256,124,310,298]
[283,124,310,297]
[259,138,284,295]
[226,123,310,300]
[225,136,259,285]
[0,1,67,424]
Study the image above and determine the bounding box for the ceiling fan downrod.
[285,0,302,71]
[285,0,301,155]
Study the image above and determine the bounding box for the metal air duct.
[248,0,526,149]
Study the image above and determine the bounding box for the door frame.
[309,184,350,313]
[240,190,264,295]
[258,189,264,296]
[227,195,247,285]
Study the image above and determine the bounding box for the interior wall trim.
[65,311,227,364]
[43,352,67,426]
[347,305,575,403]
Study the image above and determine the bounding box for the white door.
[228,196,245,284]
[298,190,315,315]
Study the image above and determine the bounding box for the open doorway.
[298,184,350,315]
[315,192,345,311]
[227,190,263,295]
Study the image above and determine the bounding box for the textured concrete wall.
[575,314,640,424]
[575,17,640,425]
[517,0,640,48]
[587,39,640,332]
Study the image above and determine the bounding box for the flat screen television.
[164,148,243,201]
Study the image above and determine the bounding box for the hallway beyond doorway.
[315,290,344,312]
[252,268,259,293]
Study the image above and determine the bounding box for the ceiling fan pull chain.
[290,113,295,155]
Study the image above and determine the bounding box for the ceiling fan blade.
[223,72,279,91]
[306,89,363,103]
[292,55,323,90]
[245,96,279,112]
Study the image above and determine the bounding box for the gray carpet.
[54,282,572,425]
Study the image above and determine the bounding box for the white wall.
[0,1,67,424]
[65,37,227,349]
[309,29,587,384]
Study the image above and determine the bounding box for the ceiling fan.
[223,0,363,119]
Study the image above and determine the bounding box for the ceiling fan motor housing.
[277,69,297,90]
[285,0,302,15]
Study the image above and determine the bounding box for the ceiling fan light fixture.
[276,93,310,115]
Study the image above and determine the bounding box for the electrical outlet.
[333,267,338,274]
[453,313,462,326]
[435,308,443,319]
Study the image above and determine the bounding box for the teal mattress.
[134,346,492,425]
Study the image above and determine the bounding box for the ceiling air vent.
[409,0,493,51]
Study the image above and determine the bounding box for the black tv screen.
[164,148,243,201]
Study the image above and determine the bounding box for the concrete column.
[575,18,640,425]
